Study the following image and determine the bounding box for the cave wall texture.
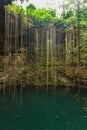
[0,0,11,55]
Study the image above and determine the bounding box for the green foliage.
[79,7,87,19]
[5,4,24,15]
[26,6,57,27]
[60,6,87,29]
[5,3,87,28]
[79,7,87,27]
[83,0,87,3]
[47,9,56,17]
[54,18,64,27]
[63,11,74,19]
[26,3,36,11]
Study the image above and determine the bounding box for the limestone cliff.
[0,0,11,55]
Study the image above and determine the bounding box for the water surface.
[0,86,87,130]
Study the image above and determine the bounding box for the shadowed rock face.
[0,0,11,55]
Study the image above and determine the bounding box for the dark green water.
[0,86,87,130]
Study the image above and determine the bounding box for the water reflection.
[0,87,87,130]
[20,86,22,106]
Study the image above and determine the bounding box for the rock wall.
[0,0,11,55]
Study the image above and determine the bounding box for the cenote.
[1,0,87,129]
[0,86,87,130]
